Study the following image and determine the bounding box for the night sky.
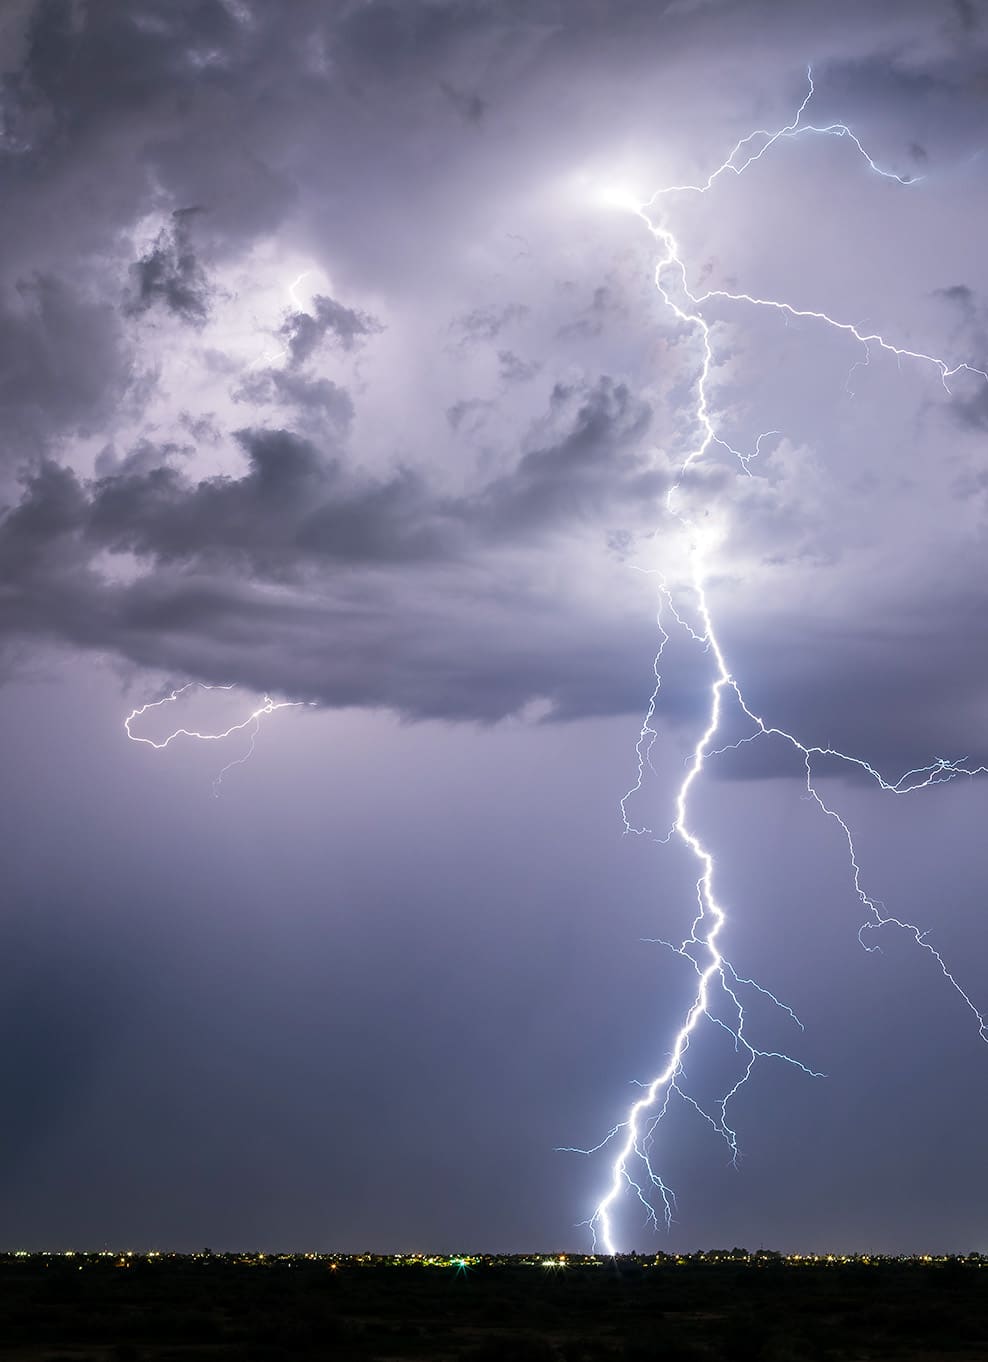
[3,0,988,1255]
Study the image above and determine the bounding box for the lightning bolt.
[124,682,308,796]
[575,66,988,1255]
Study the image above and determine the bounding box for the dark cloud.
[498,349,540,383]
[0,377,665,719]
[3,376,656,567]
[558,284,626,341]
[446,397,493,431]
[22,1,243,131]
[953,385,988,429]
[718,598,988,776]
[126,207,212,326]
[935,284,988,427]
[1,0,987,754]
[233,369,355,434]
[82,426,452,571]
[0,274,127,466]
[452,303,529,345]
[439,80,487,125]
[938,283,976,310]
[279,295,385,366]
[473,378,656,535]
[953,0,981,32]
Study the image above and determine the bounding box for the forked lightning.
[575,67,988,1255]
[125,683,306,796]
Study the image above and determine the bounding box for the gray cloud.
[452,303,529,346]
[439,79,487,125]
[233,369,355,435]
[498,349,540,384]
[126,207,212,326]
[0,0,986,762]
[0,376,666,720]
[953,386,988,430]
[279,295,385,366]
[0,274,128,467]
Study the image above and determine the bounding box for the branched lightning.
[126,267,320,791]
[124,682,307,795]
[576,66,988,1255]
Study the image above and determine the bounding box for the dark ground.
[1,1251,986,1362]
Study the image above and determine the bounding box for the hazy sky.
[3,0,988,1253]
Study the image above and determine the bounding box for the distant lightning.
[288,270,313,310]
[575,66,988,1255]
[245,268,318,370]
[127,262,321,788]
[124,682,308,795]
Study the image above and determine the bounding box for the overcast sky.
[3,0,988,1254]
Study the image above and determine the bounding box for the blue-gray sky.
[2,0,988,1253]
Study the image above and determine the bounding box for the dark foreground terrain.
[1,1250,986,1362]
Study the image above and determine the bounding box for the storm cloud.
[1,0,987,752]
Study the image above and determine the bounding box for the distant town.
[3,1248,985,1269]
[4,1246,986,1359]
